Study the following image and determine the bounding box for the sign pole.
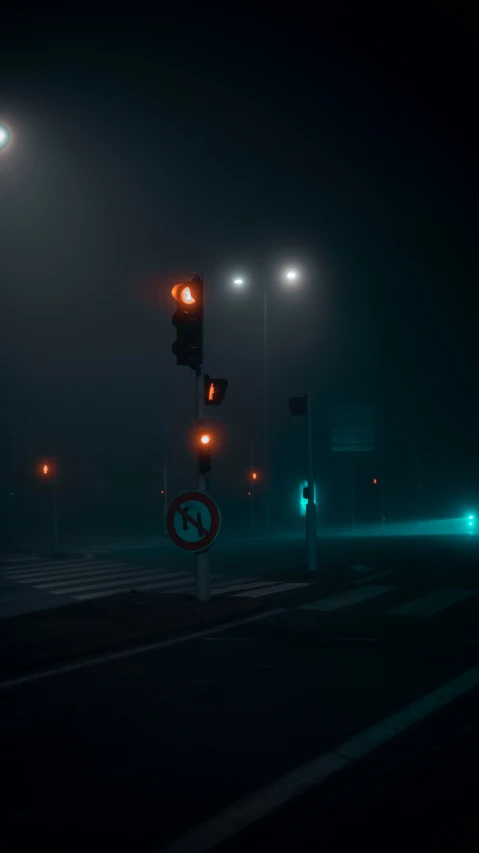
[195,367,210,601]
[306,390,317,572]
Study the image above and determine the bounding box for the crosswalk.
[2,556,478,622]
[0,555,310,603]
[299,582,479,621]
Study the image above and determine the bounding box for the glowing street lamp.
[229,262,306,531]
[0,124,11,151]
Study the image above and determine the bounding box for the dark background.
[1,5,477,537]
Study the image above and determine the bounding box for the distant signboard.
[329,405,375,452]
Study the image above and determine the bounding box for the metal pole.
[250,440,256,536]
[52,471,59,553]
[263,284,270,533]
[306,390,317,572]
[195,367,210,601]
[10,428,19,547]
[163,426,168,535]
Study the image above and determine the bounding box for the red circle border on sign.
[166,491,221,552]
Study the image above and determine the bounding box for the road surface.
[1,531,479,851]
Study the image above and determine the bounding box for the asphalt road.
[1,530,479,852]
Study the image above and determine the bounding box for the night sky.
[1,7,477,531]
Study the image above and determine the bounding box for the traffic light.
[36,459,57,479]
[198,429,212,475]
[204,374,228,406]
[171,276,203,369]
[372,478,378,485]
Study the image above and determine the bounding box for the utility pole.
[195,366,209,601]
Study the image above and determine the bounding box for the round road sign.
[166,490,221,552]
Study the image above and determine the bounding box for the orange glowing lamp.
[171,282,196,305]
[200,432,211,446]
[372,478,378,485]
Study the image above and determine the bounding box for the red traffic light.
[204,375,228,406]
[36,458,57,479]
[171,282,197,306]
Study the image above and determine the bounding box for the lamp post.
[231,267,301,532]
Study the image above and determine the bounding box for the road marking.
[0,608,287,691]
[34,569,186,591]
[72,574,222,600]
[3,557,93,575]
[301,584,398,612]
[157,666,479,853]
[236,582,310,598]
[0,555,38,564]
[211,581,278,595]
[386,588,478,617]
[6,561,131,579]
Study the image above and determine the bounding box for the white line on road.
[35,569,187,592]
[73,574,222,600]
[386,588,478,617]
[157,666,479,853]
[236,582,311,598]
[3,557,93,574]
[0,608,287,691]
[211,581,278,595]
[301,584,398,612]
[6,561,136,580]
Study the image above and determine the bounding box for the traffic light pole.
[263,285,270,533]
[195,366,210,601]
[163,426,168,535]
[52,469,59,554]
[306,390,317,572]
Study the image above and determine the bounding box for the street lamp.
[0,124,11,151]
[230,265,304,531]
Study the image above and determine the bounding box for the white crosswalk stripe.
[1,555,314,603]
[5,561,128,580]
[73,574,223,601]
[236,582,311,598]
[10,563,163,583]
[3,557,93,574]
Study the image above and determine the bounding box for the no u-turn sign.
[166,491,221,552]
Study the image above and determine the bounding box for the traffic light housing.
[204,374,228,406]
[198,429,212,475]
[171,276,203,369]
[289,395,307,417]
